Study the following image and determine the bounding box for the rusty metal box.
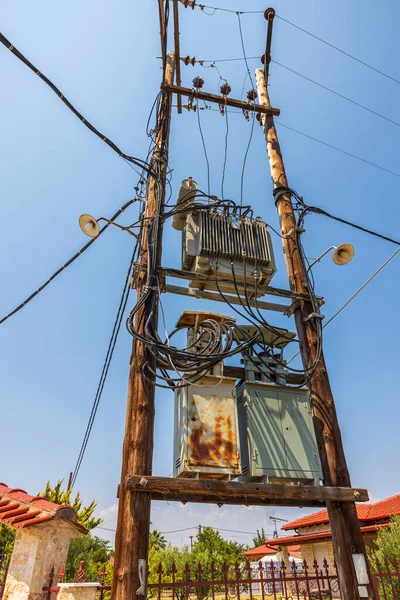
[237,381,322,484]
[173,376,242,480]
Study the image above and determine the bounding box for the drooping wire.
[275,14,400,86]
[272,60,400,128]
[221,105,229,199]
[276,122,400,179]
[240,110,256,206]
[0,32,154,177]
[70,236,141,488]
[236,13,254,89]
[196,94,211,195]
[298,204,400,246]
[0,199,138,326]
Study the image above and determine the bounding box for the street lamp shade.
[79,214,100,238]
[332,243,355,266]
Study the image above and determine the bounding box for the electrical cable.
[236,13,254,89]
[0,32,155,177]
[240,110,256,206]
[275,14,400,86]
[70,235,141,488]
[272,60,400,128]
[299,204,400,247]
[0,199,138,326]
[276,122,400,179]
[287,247,400,365]
[221,105,229,199]
[196,93,211,195]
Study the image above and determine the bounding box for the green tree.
[150,529,167,551]
[64,533,112,582]
[252,528,267,548]
[39,480,102,530]
[368,515,400,599]
[0,524,15,558]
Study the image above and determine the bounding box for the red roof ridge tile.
[0,482,87,533]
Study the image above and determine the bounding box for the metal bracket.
[136,559,147,596]
[303,312,325,323]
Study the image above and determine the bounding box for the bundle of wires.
[126,180,321,388]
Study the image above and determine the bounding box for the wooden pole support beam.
[125,476,369,508]
[168,84,280,116]
[165,283,289,313]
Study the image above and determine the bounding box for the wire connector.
[303,312,325,323]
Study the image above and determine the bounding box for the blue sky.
[1,0,399,548]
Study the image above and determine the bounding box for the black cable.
[272,60,400,128]
[236,13,254,89]
[221,106,229,199]
[240,110,256,206]
[0,31,155,177]
[300,204,400,247]
[71,237,140,488]
[275,14,400,86]
[0,199,137,326]
[196,93,211,195]
[276,122,400,179]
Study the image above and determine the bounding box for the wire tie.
[82,118,86,123]
[36,70,41,76]
[8,45,13,51]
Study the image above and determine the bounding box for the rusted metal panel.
[174,377,242,479]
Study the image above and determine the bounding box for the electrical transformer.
[237,381,322,484]
[173,310,242,480]
[174,376,241,480]
[172,179,276,296]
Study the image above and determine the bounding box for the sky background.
[1,0,399,550]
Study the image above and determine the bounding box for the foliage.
[148,527,246,600]
[368,515,400,599]
[252,528,267,548]
[64,533,112,582]
[0,524,15,558]
[38,480,102,530]
[150,529,167,551]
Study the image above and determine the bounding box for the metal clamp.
[303,312,325,323]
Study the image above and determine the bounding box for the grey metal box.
[237,381,322,483]
[182,212,276,296]
[174,376,242,480]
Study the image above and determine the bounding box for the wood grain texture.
[125,476,369,506]
[111,53,175,600]
[255,67,375,600]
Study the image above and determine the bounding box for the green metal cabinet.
[237,381,322,483]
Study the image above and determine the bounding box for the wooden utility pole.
[111,51,175,600]
[255,65,375,600]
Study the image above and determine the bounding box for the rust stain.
[188,397,237,468]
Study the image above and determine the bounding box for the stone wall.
[3,519,79,600]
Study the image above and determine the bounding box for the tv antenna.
[269,516,288,538]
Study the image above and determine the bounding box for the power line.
[192,55,400,129]
[287,248,400,365]
[277,122,400,179]
[272,60,400,128]
[70,237,140,488]
[275,14,400,86]
[0,31,154,176]
[186,104,400,181]
[300,204,400,246]
[0,200,137,326]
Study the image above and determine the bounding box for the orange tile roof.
[265,523,389,547]
[245,543,301,560]
[0,483,86,532]
[282,494,400,531]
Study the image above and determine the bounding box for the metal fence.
[40,557,400,600]
[0,551,10,600]
[147,560,340,600]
